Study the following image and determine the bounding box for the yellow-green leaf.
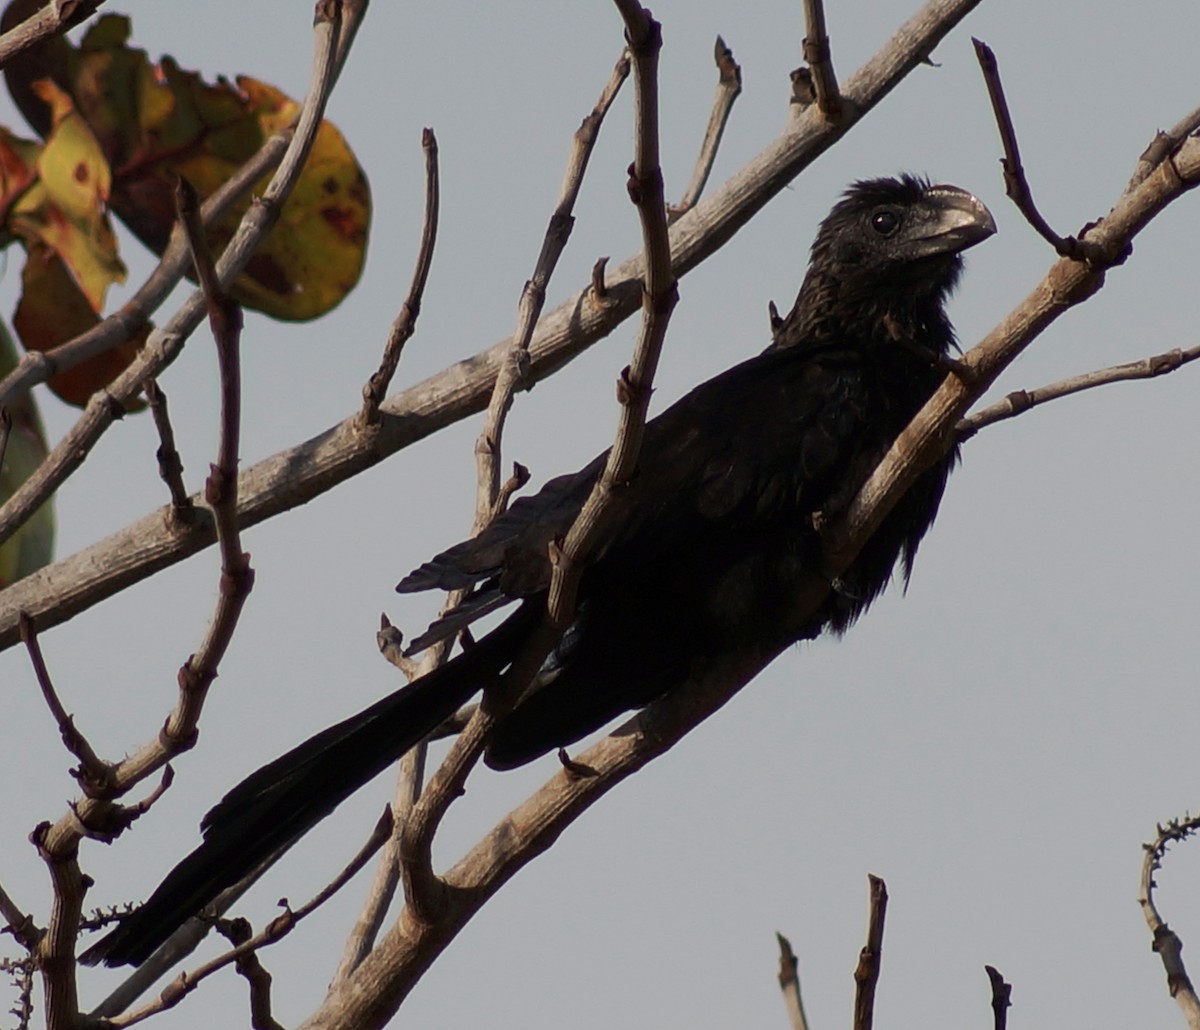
[7,79,127,312]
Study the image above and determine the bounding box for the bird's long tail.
[80,608,531,967]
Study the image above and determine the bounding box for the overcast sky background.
[1,2,1198,1028]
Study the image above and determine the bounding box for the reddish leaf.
[13,242,145,407]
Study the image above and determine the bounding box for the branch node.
[590,256,611,301]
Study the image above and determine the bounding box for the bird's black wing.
[400,340,870,653]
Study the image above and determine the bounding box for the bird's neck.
[773,265,956,357]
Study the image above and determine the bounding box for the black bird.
[82,176,995,967]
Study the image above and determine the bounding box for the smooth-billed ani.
[82,175,995,967]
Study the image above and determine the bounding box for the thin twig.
[0,0,358,553]
[0,880,40,952]
[376,612,421,679]
[803,0,842,118]
[329,760,420,983]
[62,0,354,802]
[122,767,175,821]
[89,856,282,1020]
[669,36,741,222]
[984,965,1011,1030]
[17,611,110,793]
[1139,814,1200,1029]
[0,0,103,70]
[293,807,394,922]
[472,46,630,526]
[359,128,440,425]
[494,461,531,515]
[972,37,1078,256]
[142,379,193,524]
[105,808,391,1029]
[0,0,988,654]
[957,342,1199,439]
[775,931,810,1030]
[218,920,284,1030]
[3,954,35,1030]
[162,177,253,756]
[546,2,677,628]
[852,874,888,1030]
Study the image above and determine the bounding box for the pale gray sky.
[1,2,1198,1028]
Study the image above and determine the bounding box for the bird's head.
[816,174,995,306]
[780,175,995,350]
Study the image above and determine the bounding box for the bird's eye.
[870,209,900,236]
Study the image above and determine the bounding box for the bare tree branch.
[219,919,285,1030]
[957,342,1200,439]
[984,965,1012,1030]
[972,37,1077,255]
[359,128,440,426]
[472,46,630,526]
[545,1,676,627]
[365,54,634,928]
[0,0,103,70]
[0,879,40,953]
[802,0,842,118]
[0,0,987,653]
[1139,814,1200,1030]
[669,36,741,221]
[329,755,422,984]
[104,809,391,1028]
[159,175,254,759]
[7,11,362,1024]
[775,931,810,1030]
[18,611,109,792]
[142,378,194,524]
[29,817,88,1029]
[396,25,679,930]
[852,875,888,1030]
[395,44,632,927]
[384,44,633,931]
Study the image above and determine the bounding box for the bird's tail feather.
[80,607,531,967]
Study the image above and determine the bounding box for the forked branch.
[1139,814,1200,1029]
